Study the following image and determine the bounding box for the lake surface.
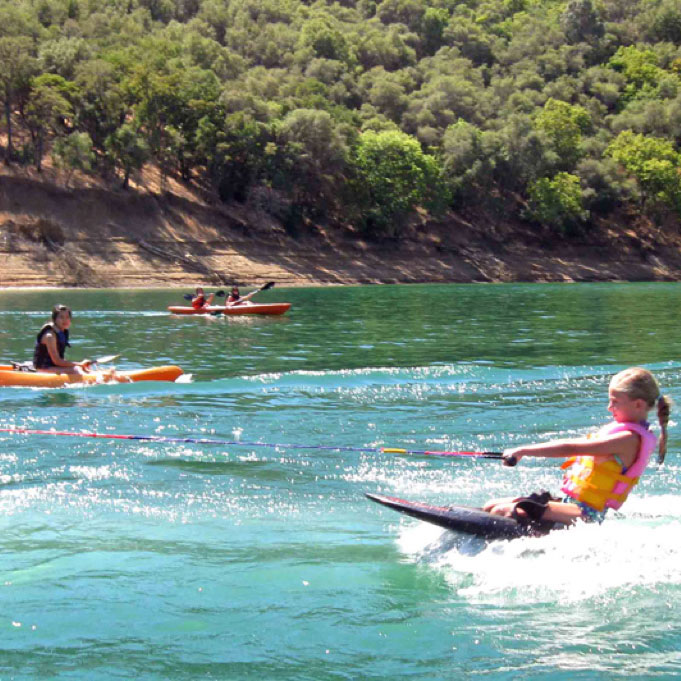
[0,283,680,680]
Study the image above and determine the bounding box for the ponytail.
[610,368,671,464]
[657,395,672,464]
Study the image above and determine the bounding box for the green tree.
[197,111,270,203]
[126,62,184,190]
[608,46,667,104]
[606,130,681,212]
[576,157,630,214]
[38,37,90,80]
[367,76,407,123]
[277,108,349,211]
[376,0,424,31]
[164,66,221,181]
[645,0,681,44]
[196,0,230,44]
[421,7,449,56]
[441,120,497,203]
[494,114,550,189]
[298,17,352,63]
[352,129,446,236]
[0,36,37,163]
[3,0,681,243]
[0,3,43,41]
[442,15,496,66]
[138,0,175,23]
[52,132,95,187]
[66,0,79,20]
[105,123,150,189]
[535,98,591,171]
[24,74,75,171]
[354,25,417,70]
[403,74,485,144]
[74,59,127,154]
[560,0,604,45]
[526,172,589,233]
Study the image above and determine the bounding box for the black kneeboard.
[365,493,562,540]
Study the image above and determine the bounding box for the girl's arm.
[44,334,88,369]
[505,430,639,467]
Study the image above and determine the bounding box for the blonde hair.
[610,367,672,464]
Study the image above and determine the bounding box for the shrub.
[526,172,589,233]
[606,130,681,212]
[52,132,95,187]
[352,129,448,236]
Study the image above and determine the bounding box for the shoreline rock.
[2,170,680,289]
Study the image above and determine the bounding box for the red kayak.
[168,303,291,316]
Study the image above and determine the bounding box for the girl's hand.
[502,448,523,466]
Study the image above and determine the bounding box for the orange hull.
[0,365,184,388]
[168,303,291,316]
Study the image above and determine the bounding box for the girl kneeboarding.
[484,368,671,526]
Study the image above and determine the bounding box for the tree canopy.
[2,0,681,235]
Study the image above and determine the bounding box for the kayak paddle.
[182,290,225,301]
[227,281,275,307]
[92,355,120,365]
[211,282,277,315]
[1,354,121,372]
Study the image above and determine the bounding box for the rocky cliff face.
[1,170,680,288]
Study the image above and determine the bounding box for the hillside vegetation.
[2,0,681,241]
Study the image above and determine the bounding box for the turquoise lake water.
[0,283,680,679]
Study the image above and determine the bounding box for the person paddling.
[226,286,241,305]
[34,305,93,375]
[191,287,215,310]
[226,282,275,307]
[484,367,671,526]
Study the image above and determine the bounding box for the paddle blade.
[261,281,275,291]
[94,354,120,365]
[215,290,225,297]
[183,294,193,300]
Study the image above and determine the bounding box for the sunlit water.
[0,284,680,679]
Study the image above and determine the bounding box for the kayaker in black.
[227,286,240,304]
[33,305,92,374]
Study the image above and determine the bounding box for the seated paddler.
[33,304,92,375]
[191,287,215,310]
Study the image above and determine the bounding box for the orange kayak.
[167,303,291,316]
[0,365,184,388]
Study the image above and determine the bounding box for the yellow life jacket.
[559,422,656,512]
